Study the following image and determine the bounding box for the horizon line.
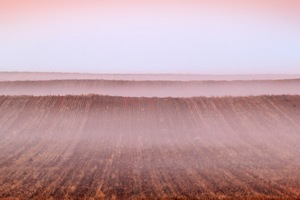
[1,71,300,76]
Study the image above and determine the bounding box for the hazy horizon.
[3,71,300,75]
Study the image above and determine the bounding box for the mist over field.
[1,72,300,81]
[1,79,300,97]
[0,73,300,199]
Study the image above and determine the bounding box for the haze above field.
[1,72,300,81]
[1,79,300,98]
[1,72,300,97]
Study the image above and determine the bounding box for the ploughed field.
[0,95,300,199]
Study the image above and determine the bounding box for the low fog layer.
[0,95,299,199]
[1,72,300,81]
[0,79,300,97]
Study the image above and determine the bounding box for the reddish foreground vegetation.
[0,95,300,199]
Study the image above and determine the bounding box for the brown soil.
[0,95,299,199]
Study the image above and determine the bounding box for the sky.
[0,0,300,74]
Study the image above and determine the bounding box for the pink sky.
[0,0,299,73]
[1,1,299,20]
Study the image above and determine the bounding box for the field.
[0,95,300,199]
[1,79,300,97]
